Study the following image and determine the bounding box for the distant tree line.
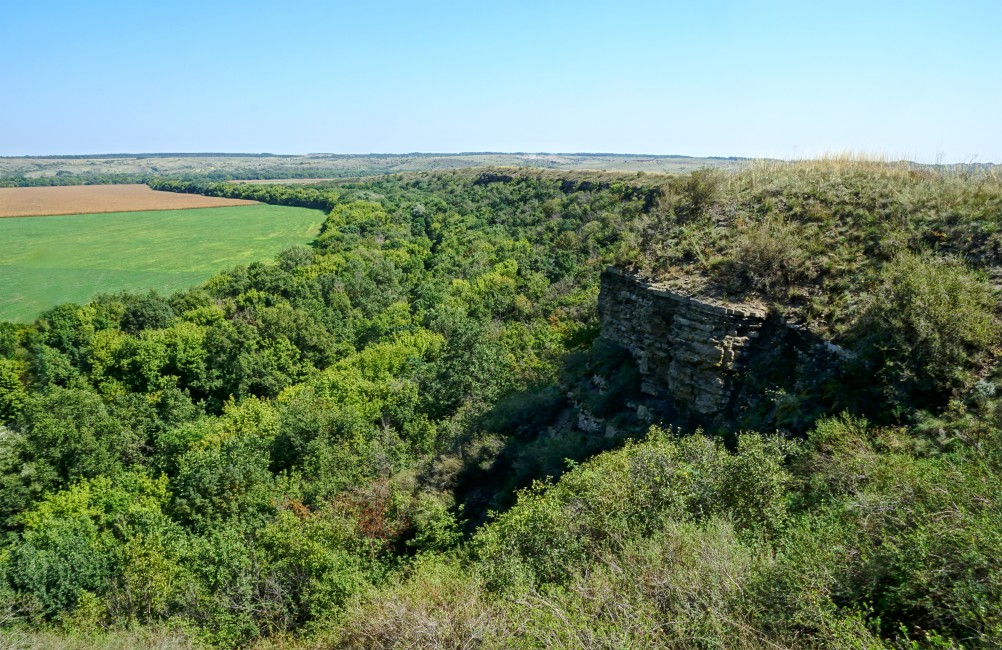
[0,173,150,188]
[149,178,342,212]
[0,169,375,188]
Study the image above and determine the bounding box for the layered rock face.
[598,267,844,430]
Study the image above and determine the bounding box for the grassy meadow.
[0,204,323,321]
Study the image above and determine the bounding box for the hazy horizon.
[4,1,1000,163]
[2,151,995,167]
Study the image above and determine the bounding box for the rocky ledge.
[597,267,848,431]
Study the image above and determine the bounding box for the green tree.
[0,359,27,423]
[0,387,142,519]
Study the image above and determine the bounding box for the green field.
[0,205,323,322]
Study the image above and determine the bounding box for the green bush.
[4,473,176,619]
[337,556,509,650]
[722,217,819,298]
[474,428,794,591]
[853,252,997,403]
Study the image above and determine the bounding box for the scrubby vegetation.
[0,161,1000,648]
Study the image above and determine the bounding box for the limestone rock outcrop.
[597,267,846,431]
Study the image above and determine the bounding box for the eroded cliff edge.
[597,267,849,432]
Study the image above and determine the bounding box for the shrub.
[338,557,510,650]
[506,520,763,649]
[474,428,794,591]
[853,252,997,403]
[722,217,818,298]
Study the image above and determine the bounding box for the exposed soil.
[0,184,257,217]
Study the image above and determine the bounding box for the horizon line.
[1,151,998,166]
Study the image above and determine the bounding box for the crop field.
[0,184,256,217]
[0,204,323,321]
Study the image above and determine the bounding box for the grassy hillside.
[0,205,323,321]
[0,161,999,648]
[614,158,1002,419]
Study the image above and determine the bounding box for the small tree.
[0,359,26,423]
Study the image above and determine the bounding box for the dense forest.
[1,161,1001,648]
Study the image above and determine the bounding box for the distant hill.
[0,152,754,185]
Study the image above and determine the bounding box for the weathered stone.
[597,267,846,431]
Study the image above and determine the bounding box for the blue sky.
[2,0,999,161]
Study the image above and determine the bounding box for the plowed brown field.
[0,184,256,217]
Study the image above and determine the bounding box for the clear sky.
[2,0,999,162]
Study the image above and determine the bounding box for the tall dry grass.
[0,628,196,650]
